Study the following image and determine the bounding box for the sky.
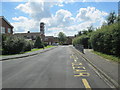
[0,0,119,36]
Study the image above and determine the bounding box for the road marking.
[73,66,86,70]
[76,56,78,59]
[72,64,83,67]
[70,55,74,59]
[82,79,91,89]
[74,69,86,72]
[74,72,90,77]
[74,59,77,62]
[72,63,82,65]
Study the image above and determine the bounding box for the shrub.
[43,42,48,47]
[2,36,26,55]
[34,36,44,48]
[90,23,120,57]
[72,35,90,49]
[2,35,33,55]
[24,41,33,52]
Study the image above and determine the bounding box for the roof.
[45,36,54,38]
[0,16,14,28]
[14,32,41,35]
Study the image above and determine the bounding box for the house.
[44,36,74,45]
[44,36,59,45]
[14,31,45,41]
[14,22,45,41]
[0,16,13,34]
[65,36,74,45]
[14,21,74,45]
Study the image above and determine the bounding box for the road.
[2,46,113,88]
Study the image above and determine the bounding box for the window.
[8,28,11,33]
[0,27,5,34]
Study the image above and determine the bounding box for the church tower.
[40,22,45,35]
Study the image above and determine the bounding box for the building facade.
[14,21,74,45]
[0,16,13,34]
[14,22,45,41]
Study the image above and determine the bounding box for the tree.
[107,11,116,25]
[87,25,94,33]
[82,30,88,35]
[77,31,82,36]
[34,36,44,48]
[116,15,120,22]
[102,21,107,27]
[58,32,67,45]
[72,35,90,49]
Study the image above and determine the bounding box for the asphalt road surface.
[2,46,113,88]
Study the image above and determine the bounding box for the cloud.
[1,0,26,2]
[12,16,39,33]
[1,0,119,2]
[76,7,108,23]
[13,1,108,36]
[41,9,75,28]
[15,2,52,21]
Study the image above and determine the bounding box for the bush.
[72,35,90,49]
[24,41,33,52]
[34,36,44,48]
[2,36,26,55]
[90,23,120,57]
[2,35,33,55]
[43,42,48,47]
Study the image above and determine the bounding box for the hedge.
[72,34,91,49]
[90,23,120,57]
[2,35,33,55]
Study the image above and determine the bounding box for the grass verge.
[91,50,120,63]
[23,45,54,53]
[1,45,55,56]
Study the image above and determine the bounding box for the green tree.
[77,31,82,36]
[73,35,90,49]
[58,32,67,45]
[87,25,94,33]
[102,21,107,27]
[107,11,116,25]
[116,15,120,22]
[34,36,44,48]
[82,30,88,35]
[90,23,120,57]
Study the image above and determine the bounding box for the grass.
[23,45,54,53]
[0,45,55,56]
[91,50,120,63]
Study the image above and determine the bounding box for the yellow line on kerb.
[82,79,91,89]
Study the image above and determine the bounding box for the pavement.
[72,47,119,88]
[83,49,119,85]
[2,45,119,89]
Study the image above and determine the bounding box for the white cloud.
[76,7,108,23]
[82,0,119,2]
[41,9,75,28]
[1,0,119,2]
[1,0,26,2]
[12,16,39,33]
[15,2,52,21]
[13,1,109,36]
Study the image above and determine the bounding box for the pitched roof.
[0,16,14,28]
